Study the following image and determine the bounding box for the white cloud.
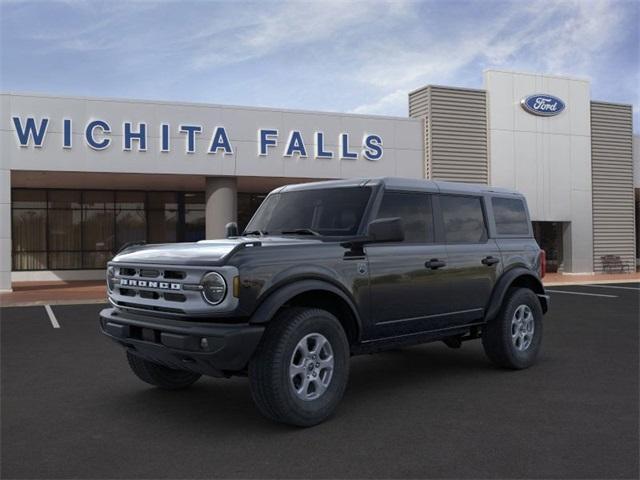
[349,0,631,115]
[350,88,407,115]
[189,0,413,70]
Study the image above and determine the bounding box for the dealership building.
[1,69,637,291]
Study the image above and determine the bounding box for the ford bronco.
[100,178,549,426]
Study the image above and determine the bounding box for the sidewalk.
[0,281,107,308]
[1,272,639,308]
[543,272,640,286]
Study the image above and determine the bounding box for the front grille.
[164,292,186,302]
[140,269,160,278]
[164,270,186,280]
[115,300,185,315]
[109,262,238,317]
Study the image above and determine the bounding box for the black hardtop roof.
[276,177,523,197]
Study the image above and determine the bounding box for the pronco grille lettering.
[119,278,181,290]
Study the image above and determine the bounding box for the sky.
[1,0,638,129]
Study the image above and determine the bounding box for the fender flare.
[484,267,547,322]
[249,278,363,335]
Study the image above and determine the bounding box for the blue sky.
[1,0,638,129]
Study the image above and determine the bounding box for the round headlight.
[106,266,115,292]
[201,272,227,305]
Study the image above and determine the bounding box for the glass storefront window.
[148,192,178,210]
[13,189,46,209]
[184,210,205,242]
[48,209,82,251]
[49,252,81,269]
[48,190,81,209]
[11,189,267,270]
[148,210,177,243]
[116,210,146,250]
[116,191,146,210]
[83,191,114,209]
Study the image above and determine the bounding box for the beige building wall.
[484,70,594,273]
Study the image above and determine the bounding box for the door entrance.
[532,222,564,273]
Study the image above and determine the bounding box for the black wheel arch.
[485,267,548,322]
[249,278,362,345]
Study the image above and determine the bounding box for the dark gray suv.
[100,178,549,426]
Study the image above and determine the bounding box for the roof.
[278,177,523,196]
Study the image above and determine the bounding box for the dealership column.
[0,168,10,291]
[205,177,238,239]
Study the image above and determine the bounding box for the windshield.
[244,187,372,237]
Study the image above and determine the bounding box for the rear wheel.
[482,288,543,369]
[248,307,350,427]
[126,351,201,390]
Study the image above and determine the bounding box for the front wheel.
[482,288,543,369]
[248,307,350,427]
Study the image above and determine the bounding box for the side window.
[492,197,530,235]
[440,195,487,243]
[375,191,434,243]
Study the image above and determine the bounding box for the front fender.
[249,277,362,331]
[484,267,547,322]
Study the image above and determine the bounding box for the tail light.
[539,249,546,278]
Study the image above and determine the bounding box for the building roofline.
[408,84,486,96]
[482,68,591,83]
[0,90,420,123]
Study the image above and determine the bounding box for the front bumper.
[99,307,264,377]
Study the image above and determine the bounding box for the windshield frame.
[243,184,380,239]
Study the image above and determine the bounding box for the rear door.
[439,194,502,324]
[365,190,450,339]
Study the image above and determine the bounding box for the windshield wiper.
[243,229,268,236]
[280,228,321,236]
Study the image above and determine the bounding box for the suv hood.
[111,236,325,266]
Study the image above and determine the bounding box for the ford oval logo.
[520,94,566,116]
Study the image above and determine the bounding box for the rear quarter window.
[492,197,530,235]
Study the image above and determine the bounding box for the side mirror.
[225,222,239,238]
[367,217,404,243]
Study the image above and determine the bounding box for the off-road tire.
[482,287,543,369]
[248,307,350,427]
[126,351,201,390]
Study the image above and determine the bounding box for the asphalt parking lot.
[1,283,638,479]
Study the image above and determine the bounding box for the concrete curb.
[543,279,640,287]
[1,299,108,309]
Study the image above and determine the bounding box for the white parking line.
[546,289,618,298]
[579,284,640,292]
[44,304,60,328]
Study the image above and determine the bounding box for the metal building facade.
[590,102,636,272]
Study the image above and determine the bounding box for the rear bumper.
[99,307,264,377]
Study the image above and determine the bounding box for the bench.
[600,255,630,274]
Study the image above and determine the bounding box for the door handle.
[482,256,500,266]
[425,259,446,269]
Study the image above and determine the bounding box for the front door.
[365,190,451,340]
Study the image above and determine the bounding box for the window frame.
[488,194,533,238]
[438,193,490,245]
[371,189,438,245]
